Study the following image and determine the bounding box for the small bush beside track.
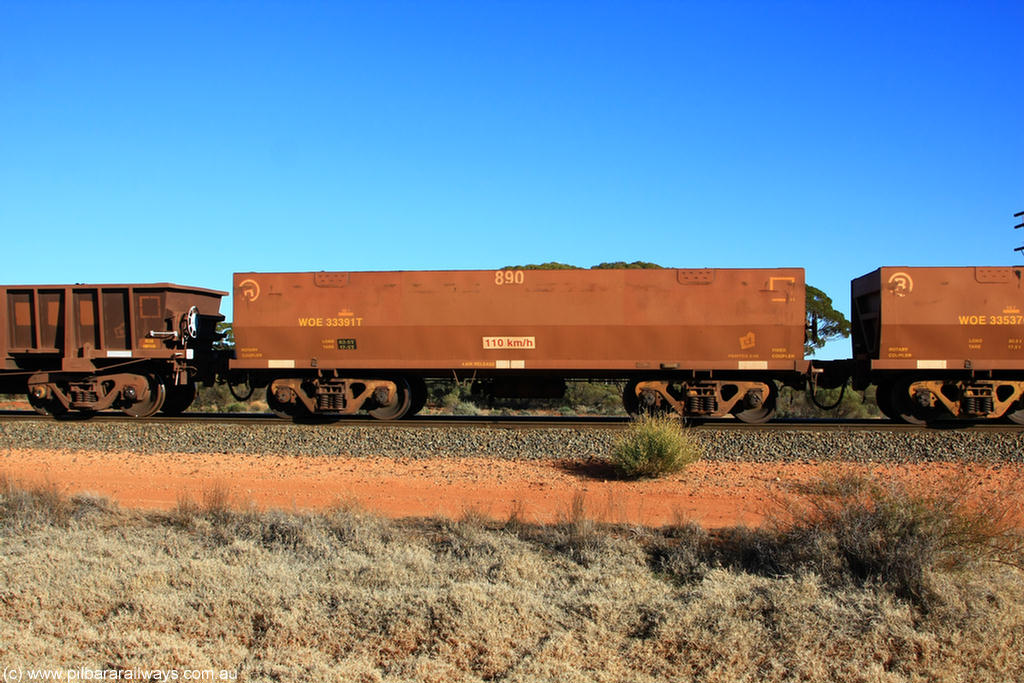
[610,414,703,478]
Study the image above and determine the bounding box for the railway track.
[1,409,1021,432]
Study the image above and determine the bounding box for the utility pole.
[1016,211,1024,255]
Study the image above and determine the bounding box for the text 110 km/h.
[482,336,536,350]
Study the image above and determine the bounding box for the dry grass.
[773,469,1024,608]
[1,472,1023,682]
[0,472,73,528]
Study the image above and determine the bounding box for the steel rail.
[0,410,1021,432]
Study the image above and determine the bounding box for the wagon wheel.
[266,387,300,420]
[622,381,641,416]
[228,376,255,401]
[122,374,167,418]
[369,377,412,420]
[873,380,900,421]
[161,382,197,416]
[733,382,778,424]
[404,376,428,418]
[1005,403,1024,425]
[27,389,68,417]
[887,378,928,425]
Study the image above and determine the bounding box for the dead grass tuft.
[648,520,713,583]
[727,469,1024,610]
[201,482,232,523]
[0,472,73,528]
[458,503,493,528]
[170,490,202,529]
[556,491,603,565]
[503,499,527,535]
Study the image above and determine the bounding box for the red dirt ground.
[3,449,1022,527]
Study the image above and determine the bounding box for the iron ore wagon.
[838,266,1024,424]
[229,267,807,422]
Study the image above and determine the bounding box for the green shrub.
[610,414,702,479]
[440,388,462,410]
[775,384,881,418]
[563,381,626,415]
[453,400,480,416]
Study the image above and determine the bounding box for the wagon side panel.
[231,268,806,373]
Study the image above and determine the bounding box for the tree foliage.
[593,262,663,270]
[504,262,582,270]
[805,285,850,354]
[591,261,663,269]
[214,321,234,350]
[504,261,664,270]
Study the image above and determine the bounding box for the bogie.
[621,378,778,423]
[264,375,414,420]
[880,375,1024,423]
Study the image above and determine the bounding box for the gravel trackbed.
[2,421,1022,528]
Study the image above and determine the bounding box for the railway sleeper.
[629,379,776,423]
[903,379,1024,421]
[268,377,404,419]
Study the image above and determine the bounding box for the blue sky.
[2,1,1022,358]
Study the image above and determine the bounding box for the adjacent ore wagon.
[846,266,1024,424]
[0,283,225,416]
[230,267,807,422]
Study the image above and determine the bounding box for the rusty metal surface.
[852,266,1024,370]
[2,283,226,371]
[231,268,806,374]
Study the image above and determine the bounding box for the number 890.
[494,270,525,286]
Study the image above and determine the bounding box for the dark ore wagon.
[1,283,225,416]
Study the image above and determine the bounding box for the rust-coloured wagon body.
[849,266,1024,423]
[231,268,806,421]
[1,283,226,416]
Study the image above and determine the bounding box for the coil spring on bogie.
[961,395,994,416]
[685,395,718,414]
[316,383,347,412]
[317,391,346,412]
[71,389,99,405]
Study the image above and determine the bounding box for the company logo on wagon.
[887,272,914,297]
[239,278,261,302]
